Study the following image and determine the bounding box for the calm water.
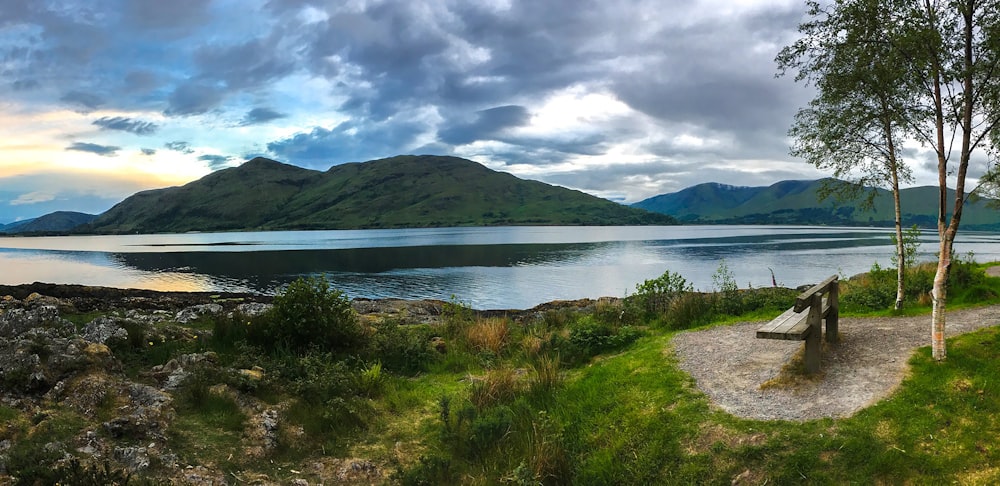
[1,225,999,309]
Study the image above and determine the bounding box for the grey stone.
[175,304,223,324]
[82,316,129,344]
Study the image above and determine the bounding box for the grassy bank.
[3,259,1000,484]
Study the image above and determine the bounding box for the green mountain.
[633,179,1000,229]
[0,211,97,234]
[82,155,675,233]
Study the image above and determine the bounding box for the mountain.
[82,155,675,233]
[633,179,1000,229]
[0,211,97,234]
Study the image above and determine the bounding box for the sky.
[0,0,960,224]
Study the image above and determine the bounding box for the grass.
[18,266,1000,484]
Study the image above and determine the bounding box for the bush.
[661,292,716,330]
[249,276,365,355]
[568,317,643,357]
[368,321,439,374]
[630,270,692,319]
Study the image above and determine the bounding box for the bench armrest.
[793,275,839,312]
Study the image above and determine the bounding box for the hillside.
[0,211,97,234]
[82,155,675,233]
[634,179,1000,229]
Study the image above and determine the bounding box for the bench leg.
[804,327,821,373]
[805,293,822,373]
[826,281,839,344]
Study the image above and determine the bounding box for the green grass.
[12,267,1000,484]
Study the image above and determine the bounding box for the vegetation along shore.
[2,257,1000,484]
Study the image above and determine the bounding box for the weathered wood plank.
[756,307,811,340]
[794,275,839,312]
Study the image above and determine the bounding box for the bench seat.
[756,297,830,340]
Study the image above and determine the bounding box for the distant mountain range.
[0,211,97,234]
[78,155,675,234]
[9,158,1000,235]
[632,179,1000,230]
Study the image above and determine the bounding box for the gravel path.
[671,303,1000,421]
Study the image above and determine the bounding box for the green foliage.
[250,276,365,355]
[890,224,921,269]
[566,316,643,361]
[841,262,898,312]
[367,320,439,374]
[661,292,716,330]
[174,369,247,433]
[630,269,692,318]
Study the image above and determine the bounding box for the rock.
[103,384,172,440]
[234,302,271,317]
[261,409,279,450]
[148,352,217,390]
[238,368,264,381]
[430,337,447,354]
[114,445,150,472]
[337,459,379,482]
[175,303,223,324]
[24,293,69,311]
[0,305,74,338]
[81,316,128,344]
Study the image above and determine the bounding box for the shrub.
[368,320,439,374]
[467,317,510,357]
[469,367,521,410]
[662,292,716,330]
[529,354,562,395]
[467,404,515,457]
[249,276,365,355]
[568,317,644,356]
[630,270,692,319]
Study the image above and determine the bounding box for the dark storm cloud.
[123,70,161,94]
[198,154,232,170]
[60,90,105,112]
[194,39,296,91]
[164,81,225,116]
[92,116,159,135]
[438,105,530,145]
[266,120,425,168]
[164,141,194,154]
[242,107,287,125]
[12,79,39,91]
[123,0,212,31]
[66,142,120,156]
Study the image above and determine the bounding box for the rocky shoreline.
[0,282,620,484]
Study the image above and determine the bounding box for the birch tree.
[777,0,916,311]
[781,0,1000,360]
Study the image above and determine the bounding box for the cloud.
[438,105,530,145]
[123,0,213,31]
[266,118,426,167]
[92,116,160,135]
[141,148,157,155]
[66,142,121,156]
[194,39,296,91]
[60,90,106,112]
[241,107,287,125]
[164,141,194,154]
[198,154,232,170]
[164,82,225,116]
[10,191,57,206]
[12,79,39,91]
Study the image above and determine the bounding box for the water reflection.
[1,226,999,309]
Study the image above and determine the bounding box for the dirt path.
[671,303,1000,421]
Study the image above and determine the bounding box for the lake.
[1,225,999,309]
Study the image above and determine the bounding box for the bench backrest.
[793,275,839,313]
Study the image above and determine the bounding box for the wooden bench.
[756,275,839,373]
